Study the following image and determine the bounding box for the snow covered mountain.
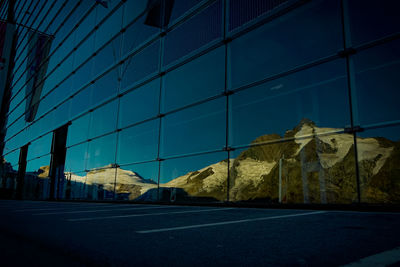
[163,119,399,203]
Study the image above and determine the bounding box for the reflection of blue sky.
[4,1,400,182]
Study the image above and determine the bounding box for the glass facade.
[0,0,399,205]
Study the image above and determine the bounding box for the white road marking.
[67,208,235,222]
[341,246,400,267]
[136,211,327,234]
[34,205,176,215]
[15,204,124,212]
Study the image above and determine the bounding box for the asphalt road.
[0,200,400,266]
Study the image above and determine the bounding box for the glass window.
[115,161,159,201]
[117,120,159,165]
[67,113,91,147]
[346,0,400,46]
[229,133,357,204]
[89,99,118,139]
[90,67,119,105]
[40,0,65,33]
[71,60,94,95]
[93,35,122,76]
[49,99,71,130]
[26,155,51,174]
[27,133,52,160]
[6,116,26,140]
[122,0,148,27]
[95,6,123,50]
[66,171,88,200]
[119,79,160,128]
[65,143,88,173]
[35,95,52,120]
[352,39,400,127]
[9,91,25,115]
[85,166,117,200]
[96,0,121,24]
[69,86,92,119]
[122,15,159,58]
[73,34,96,69]
[24,155,51,200]
[86,133,117,170]
[168,0,204,26]
[120,40,160,92]
[357,125,400,204]
[229,0,289,32]
[163,0,222,67]
[74,4,96,45]
[160,97,226,157]
[160,152,228,202]
[229,59,350,147]
[3,150,20,167]
[229,0,342,89]
[162,46,225,112]
[7,101,25,127]
[48,77,73,107]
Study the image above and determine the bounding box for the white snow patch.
[357,138,394,175]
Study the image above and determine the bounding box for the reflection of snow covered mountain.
[163,119,399,203]
[67,166,157,200]
[9,119,398,203]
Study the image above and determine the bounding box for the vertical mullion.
[223,0,230,202]
[156,1,166,201]
[341,0,361,204]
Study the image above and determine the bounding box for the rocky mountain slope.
[163,119,399,204]
[4,119,399,203]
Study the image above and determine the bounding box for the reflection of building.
[0,0,399,204]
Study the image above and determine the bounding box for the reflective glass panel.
[229,0,289,31]
[86,133,117,170]
[123,0,148,27]
[160,152,228,202]
[90,67,119,105]
[162,46,224,112]
[93,35,122,76]
[85,167,116,201]
[169,0,204,26]
[3,150,20,167]
[229,60,349,147]
[63,171,88,200]
[161,97,226,157]
[95,6,123,50]
[24,155,51,200]
[164,0,222,66]
[119,79,160,128]
[71,60,94,95]
[346,0,400,46]
[89,99,118,139]
[352,39,400,127]
[357,125,400,204]
[27,133,52,160]
[115,161,159,201]
[117,120,159,165]
[120,41,160,92]
[65,143,88,173]
[229,0,342,89]
[67,113,91,147]
[69,86,92,119]
[122,16,159,57]
[230,133,357,204]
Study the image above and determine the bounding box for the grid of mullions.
[2,0,400,203]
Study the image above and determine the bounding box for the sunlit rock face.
[163,119,399,204]
[67,166,157,200]
[5,119,399,203]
